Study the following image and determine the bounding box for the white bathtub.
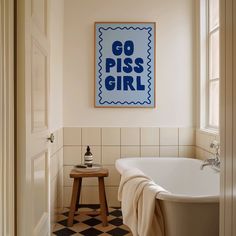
[115,157,219,236]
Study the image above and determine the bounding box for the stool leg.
[67,179,79,227]
[98,177,108,226]
[104,190,109,216]
[76,178,82,210]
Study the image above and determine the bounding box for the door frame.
[16,0,51,234]
[0,0,15,235]
[219,0,236,235]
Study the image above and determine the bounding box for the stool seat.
[67,168,109,227]
[70,168,108,178]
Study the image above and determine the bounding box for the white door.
[17,0,51,235]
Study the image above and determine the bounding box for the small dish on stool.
[73,164,102,172]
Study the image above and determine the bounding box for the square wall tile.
[64,127,81,146]
[102,128,120,146]
[179,128,195,146]
[106,187,120,207]
[121,146,140,158]
[121,128,140,145]
[196,130,216,152]
[141,146,159,157]
[141,128,159,146]
[215,134,220,142]
[104,165,120,186]
[160,146,178,157]
[160,128,178,146]
[63,146,82,166]
[196,147,214,161]
[63,186,72,207]
[102,146,120,165]
[82,128,101,146]
[195,130,203,147]
[83,176,99,186]
[195,147,204,160]
[82,146,101,164]
[179,146,195,158]
[63,166,74,187]
[81,186,100,204]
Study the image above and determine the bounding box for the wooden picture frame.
[94,22,156,108]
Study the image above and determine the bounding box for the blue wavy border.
[97,26,153,105]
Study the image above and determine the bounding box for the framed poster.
[95,22,156,108]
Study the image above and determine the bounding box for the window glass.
[207,0,220,128]
[209,80,219,127]
[209,0,219,30]
[209,30,219,80]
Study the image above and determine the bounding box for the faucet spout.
[201,141,220,171]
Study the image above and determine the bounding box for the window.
[200,0,220,131]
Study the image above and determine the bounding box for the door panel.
[31,0,47,35]
[17,0,50,235]
[31,39,48,131]
[32,152,48,226]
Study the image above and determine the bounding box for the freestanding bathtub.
[115,157,220,236]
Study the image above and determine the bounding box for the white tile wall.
[63,186,73,207]
[121,128,140,145]
[160,146,179,157]
[121,146,140,158]
[195,129,219,160]
[179,146,195,158]
[62,127,199,208]
[141,146,160,157]
[106,187,120,206]
[195,147,214,160]
[179,128,195,145]
[102,128,120,146]
[63,166,74,186]
[82,176,100,186]
[64,127,81,145]
[81,186,100,204]
[82,128,101,145]
[196,130,215,152]
[160,128,178,145]
[102,146,120,165]
[140,128,159,146]
[104,165,120,186]
[63,146,82,165]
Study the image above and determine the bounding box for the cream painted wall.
[49,0,64,131]
[63,0,195,127]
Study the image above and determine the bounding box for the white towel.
[118,168,166,236]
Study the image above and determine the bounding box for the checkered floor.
[52,206,132,236]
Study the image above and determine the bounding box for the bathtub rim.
[116,157,220,204]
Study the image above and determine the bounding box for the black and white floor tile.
[52,206,132,236]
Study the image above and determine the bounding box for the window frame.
[199,0,220,133]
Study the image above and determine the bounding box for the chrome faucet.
[201,140,220,171]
